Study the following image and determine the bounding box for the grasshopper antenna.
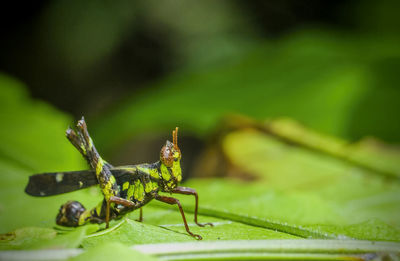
[173,127,179,149]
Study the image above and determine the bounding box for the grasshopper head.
[159,127,182,190]
[160,127,181,167]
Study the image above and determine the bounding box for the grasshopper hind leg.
[68,117,120,229]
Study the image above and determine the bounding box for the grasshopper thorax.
[159,127,182,192]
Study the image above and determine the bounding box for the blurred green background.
[1,0,400,245]
[1,0,400,149]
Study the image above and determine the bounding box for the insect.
[25,117,212,240]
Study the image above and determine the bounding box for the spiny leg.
[66,128,86,157]
[172,186,213,227]
[66,117,119,228]
[155,194,202,240]
[78,118,116,229]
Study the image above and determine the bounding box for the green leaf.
[0,225,98,250]
[82,217,189,247]
[0,227,56,250]
[70,242,159,261]
[82,206,299,248]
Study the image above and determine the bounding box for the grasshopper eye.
[160,145,174,167]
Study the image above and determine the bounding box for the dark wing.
[25,167,137,197]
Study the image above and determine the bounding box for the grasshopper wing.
[25,168,132,197]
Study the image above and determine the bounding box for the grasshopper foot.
[195,221,214,227]
[190,233,202,240]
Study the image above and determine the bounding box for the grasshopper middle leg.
[172,186,213,227]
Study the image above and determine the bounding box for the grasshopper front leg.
[155,194,202,240]
[172,186,213,227]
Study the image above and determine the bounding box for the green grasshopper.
[25,117,212,240]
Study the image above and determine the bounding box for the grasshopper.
[25,117,212,239]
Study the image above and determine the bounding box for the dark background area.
[1,1,359,116]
